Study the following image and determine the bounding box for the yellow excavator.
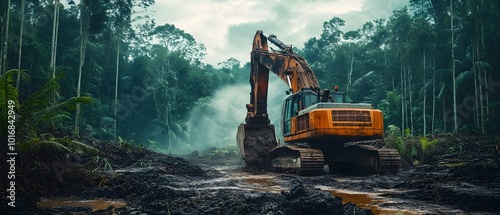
[236,30,401,175]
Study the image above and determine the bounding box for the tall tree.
[0,0,11,75]
[74,0,90,137]
[151,23,207,65]
[111,0,133,138]
[16,0,25,89]
[50,0,60,80]
[450,0,458,132]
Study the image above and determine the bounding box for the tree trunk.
[450,0,458,132]
[50,0,60,105]
[473,45,479,127]
[166,102,171,154]
[1,0,11,75]
[423,49,426,136]
[404,54,409,133]
[347,54,354,96]
[400,53,405,135]
[443,98,447,133]
[114,39,120,138]
[432,57,436,133]
[74,3,89,137]
[481,1,489,124]
[16,0,25,89]
[479,66,485,134]
[408,51,414,135]
[50,0,60,80]
[474,3,483,133]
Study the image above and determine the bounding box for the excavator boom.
[245,30,319,125]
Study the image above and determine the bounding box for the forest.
[1,0,499,153]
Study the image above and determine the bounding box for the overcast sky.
[150,0,409,66]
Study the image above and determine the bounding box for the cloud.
[150,0,409,66]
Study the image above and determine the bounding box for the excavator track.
[377,148,401,173]
[328,141,401,174]
[268,145,324,175]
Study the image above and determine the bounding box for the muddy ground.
[1,132,499,214]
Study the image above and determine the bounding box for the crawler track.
[377,148,401,173]
[268,145,324,175]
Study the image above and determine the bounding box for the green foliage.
[18,77,93,137]
[90,156,113,172]
[385,125,405,158]
[420,137,438,158]
[385,125,419,165]
[378,91,401,126]
[0,70,26,135]
[18,136,98,156]
[119,139,144,153]
[0,70,27,107]
[404,128,411,136]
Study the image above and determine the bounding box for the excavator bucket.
[236,123,278,167]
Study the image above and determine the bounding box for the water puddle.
[37,198,127,211]
[241,175,285,192]
[315,186,419,215]
[243,175,277,186]
[329,189,412,215]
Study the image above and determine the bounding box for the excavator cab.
[282,88,318,136]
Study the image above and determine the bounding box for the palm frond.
[437,82,446,99]
[0,70,28,108]
[418,81,433,98]
[456,70,473,87]
[60,139,99,155]
[48,96,93,111]
[40,140,71,154]
[22,137,99,155]
[22,78,59,111]
[475,61,492,71]
[0,70,28,134]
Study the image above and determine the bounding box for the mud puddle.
[322,187,414,215]
[37,198,127,211]
[314,185,467,215]
[217,169,469,214]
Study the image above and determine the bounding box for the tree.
[110,0,134,138]
[50,0,60,81]
[74,0,91,137]
[151,23,206,65]
[16,0,25,89]
[450,0,458,132]
[0,0,11,75]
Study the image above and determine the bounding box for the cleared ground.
[1,132,499,214]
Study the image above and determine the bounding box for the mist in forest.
[170,75,289,155]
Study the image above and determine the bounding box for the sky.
[150,0,410,67]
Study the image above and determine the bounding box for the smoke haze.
[170,75,288,155]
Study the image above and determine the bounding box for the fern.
[40,140,71,154]
[59,138,99,155]
[0,70,28,134]
[14,77,93,138]
[19,137,98,155]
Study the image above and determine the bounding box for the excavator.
[236,30,401,175]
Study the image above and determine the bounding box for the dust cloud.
[171,75,289,155]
